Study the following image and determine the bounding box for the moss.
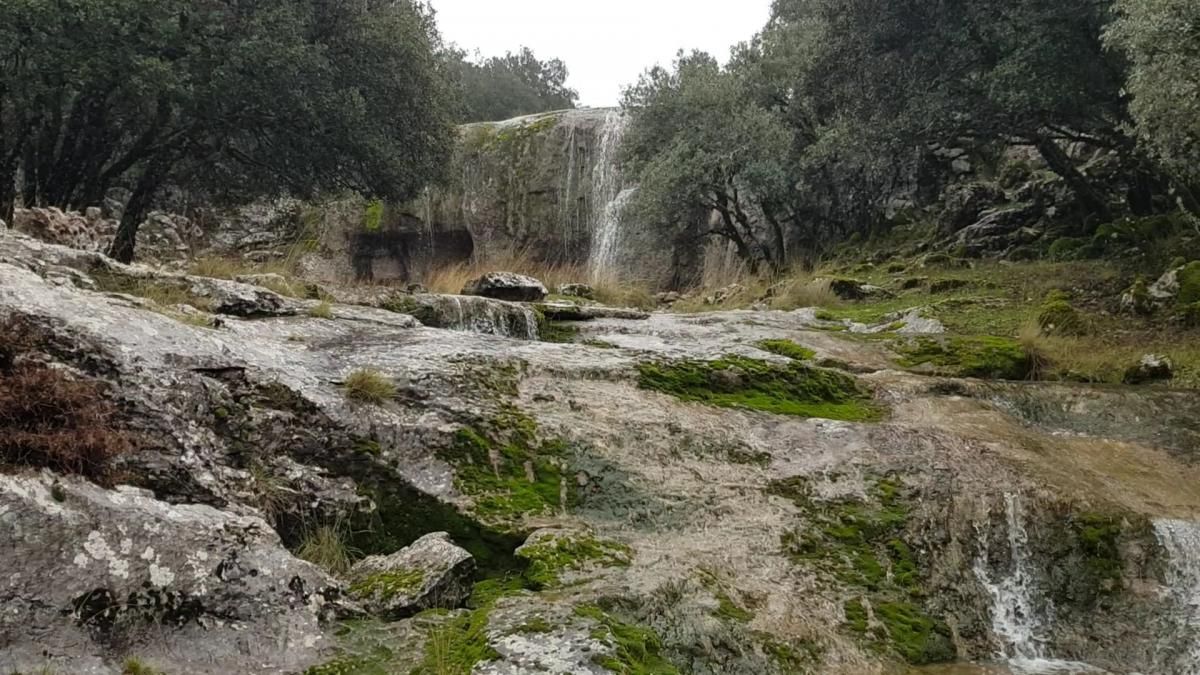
[1037,298,1088,336]
[893,335,1032,380]
[574,604,680,675]
[304,654,383,675]
[1071,512,1124,596]
[843,598,869,633]
[873,601,956,665]
[121,658,164,675]
[758,634,823,671]
[517,534,633,588]
[583,338,620,349]
[513,616,553,634]
[1179,261,1200,305]
[438,407,577,528]
[1047,237,1090,261]
[756,339,817,361]
[540,321,579,344]
[363,200,385,232]
[348,568,426,602]
[714,590,754,623]
[636,356,882,422]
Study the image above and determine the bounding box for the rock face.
[462,271,549,302]
[1,230,1198,675]
[347,532,475,618]
[0,473,338,675]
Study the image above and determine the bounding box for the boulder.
[825,278,895,302]
[939,183,1005,235]
[0,472,339,675]
[558,283,595,300]
[954,203,1043,256]
[462,272,548,303]
[346,532,474,619]
[379,292,540,339]
[1124,354,1174,385]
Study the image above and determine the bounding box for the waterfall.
[975,494,1052,661]
[1154,519,1200,675]
[589,110,630,281]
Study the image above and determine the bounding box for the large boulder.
[462,272,548,303]
[954,203,1042,256]
[939,182,1006,235]
[0,472,339,675]
[346,532,474,619]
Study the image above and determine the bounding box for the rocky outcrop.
[939,182,1006,234]
[0,472,338,675]
[347,532,475,618]
[462,271,549,302]
[954,203,1043,256]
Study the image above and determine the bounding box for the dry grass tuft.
[770,276,842,311]
[296,522,358,575]
[343,368,396,404]
[0,316,135,484]
[308,301,334,319]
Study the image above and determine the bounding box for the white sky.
[431,0,773,108]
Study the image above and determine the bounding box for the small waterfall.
[1154,519,1200,675]
[589,110,630,281]
[975,494,1052,661]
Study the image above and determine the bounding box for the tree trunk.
[108,161,169,263]
[0,161,14,226]
[1033,135,1112,225]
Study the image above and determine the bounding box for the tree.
[622,51,795,273]
[1106,0,1200,214]
[775,0,1141,224]
[450,47,579,123]
[0,0,457,261]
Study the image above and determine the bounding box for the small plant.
[343,369,396,404]
[297,523,359,575]
[308,301,334,319]
[0,317,135,484]
[121,657,164,675]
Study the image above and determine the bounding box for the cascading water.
[974,494,1104,675]
[1154,519,1200,675]
[588,110,631,281]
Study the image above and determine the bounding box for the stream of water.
[1154,519,1200,675]
[588,110,630,281]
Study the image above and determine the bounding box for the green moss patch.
[893,335,1032,380]
[439,407,578,528]
[517,534,633,588]
[1179,261,1200,305]
[348,568,425,602]
[1037,297,1089,336]
[756,339,816,361]
[1069,512,1124,600]
[775,477,955,665]
[575,604,680,674]
[636,356,882,421]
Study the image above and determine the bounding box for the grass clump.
[297,524,359,575]
[893,335,1032,380]
[440,408,577,527]
[1036,294,1089,336]
[517,533,633,588]
[637,356,882,422]
[575,604,680,674]
[756,339,816,361]
[121,659,164,675]
[0,317,134,485]
[308,301,334,319]
[343,369,396,405]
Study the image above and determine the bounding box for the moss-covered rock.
[346,532,475,619]
[516,530,633,588]
[1037,297,1089,336]
[636,356,882,421]
[575,604,680,674]
[756,339,817,361]
[1178,261,1200,305]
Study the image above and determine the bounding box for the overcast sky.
[432,0,773,108]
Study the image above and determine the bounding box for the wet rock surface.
[462,271,549,302]
[1,230,1198,674]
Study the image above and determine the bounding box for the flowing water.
[972,494,1108,675]
[588,110,631,281]
[1154,519,1200,675]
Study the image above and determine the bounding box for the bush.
[0,317,134,484]
[1036,298,1089,336]
[1047,237,1089,261]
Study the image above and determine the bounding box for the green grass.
[636,356,882,421]
[309,301,334,319]
[297,524,359,575]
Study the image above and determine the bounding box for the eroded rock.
[463,272,549,303]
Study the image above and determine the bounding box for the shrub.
[0,317,134,484]
[343,369,396,404]
[1036,297,1089,336]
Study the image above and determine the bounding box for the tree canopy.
[0,0,458,261]
[450,47,579,123]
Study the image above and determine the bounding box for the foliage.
[0,317,134,484]
[0,0,457,260]
[450,47,579,123]
[636,356,882,421]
